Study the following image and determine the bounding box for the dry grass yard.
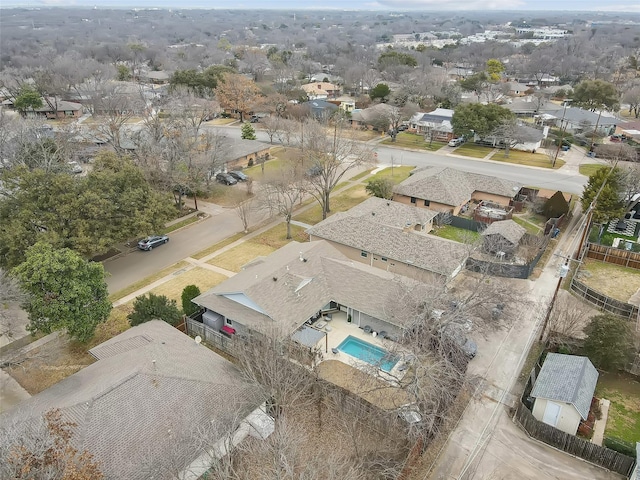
[149,267,228,303]
[579,259,640,303]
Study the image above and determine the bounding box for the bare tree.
[231,191,255,233]
[259,169,306,239]
[547,295,594,349]
[0,268,27,344]
[299,117,375,219]
[0,409,103,479]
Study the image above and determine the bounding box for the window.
[424,200,430,206]
[360,250,368,258]
[225,318,233,326]
[410,197,416,204]
[381,257,388,262]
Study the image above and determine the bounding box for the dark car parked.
[138,235,169,251]
[229,171,249,182]
[216,173,238,185]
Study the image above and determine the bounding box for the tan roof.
[193,241,423,333]
[307,201,468,277]
[482,219,526,245]
[2,321,261,480]
[302,82,340,94]
[393,166,521,207]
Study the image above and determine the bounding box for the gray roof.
[307,198,466,277]
[482,219,526,245]
[2,321,262,480]
[226,138,270,160]
[393,166,521,207]
[193,240,422,334]
[530,353,599,420]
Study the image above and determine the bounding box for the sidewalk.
[112,164,374,308]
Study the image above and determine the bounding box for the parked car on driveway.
[216,173,238,185]
[448,137,464,147]
[229,171,249,182]
[138,235,169,251]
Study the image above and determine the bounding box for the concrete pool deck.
[311,311,409,382]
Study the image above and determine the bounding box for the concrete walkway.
[591,398,610,446]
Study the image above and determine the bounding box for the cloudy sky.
[7,0,640,12]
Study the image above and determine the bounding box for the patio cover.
[291,325,325,348]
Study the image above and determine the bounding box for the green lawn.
[381,133,446,151]
[161,215,202,234]
[454,144,492,158]
[430,225,480,243]
[351,169,374,181]
[490,150,565,169]
[512,215,544,234]
[243,159,286,177]
[595,372,640,444]
[293,185,369,225]
[579,164,606,176]
[367,165,415,185]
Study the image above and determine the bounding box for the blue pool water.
[336,335,398,372]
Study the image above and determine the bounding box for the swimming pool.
[336,335,398,372]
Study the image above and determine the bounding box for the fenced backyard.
[585,243,640,270]
[513,401,636,476]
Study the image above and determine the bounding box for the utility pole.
[552,104,568,167]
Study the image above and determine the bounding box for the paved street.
[104,203,244,293]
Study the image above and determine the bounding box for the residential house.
[538,106,618,135]
[616,120,640,142]
[331,95,357,113]
[223,138,271,170]
[301,99,338,119]
[408,108,454,141]
[4,96,83,119]
[393,166,522,216]
[0,321,272,480]
[505,82,532,97]
[140,70,171,84]
[301,82,341,100]
[479,123,545,152]
[482,219,527,255]
[530,353,598,436]
[350,103,396,130]
[192,240,425,350]
[307,197,468,282]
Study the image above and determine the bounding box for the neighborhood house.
[191,240,424,371]
[307,196,469,282]
[393,166,522,217]
[0,321,273,480]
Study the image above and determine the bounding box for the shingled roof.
[1,321,263,480]
[530,353,598,420]
[307,197,466,277]
[193,240,423,334]
[482,219,526,245]
[393,166,521,207]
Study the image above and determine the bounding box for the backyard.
[431,225,480,243]
[595,371,640,445]
[578,259,640,303]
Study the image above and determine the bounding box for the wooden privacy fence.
[570,277,639,320]
[514,401,636,476]
[185,317,235,354]
[586,243,640,270]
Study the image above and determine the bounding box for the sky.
[6,0,640,12]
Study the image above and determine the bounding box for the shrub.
[604,437,636,458]
[248,158,254,167]
[128,293,182,327]
[181,285,201,316]
[582,314,634,371]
